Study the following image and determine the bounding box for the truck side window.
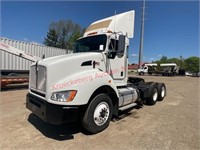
[109,38,124,58]
[109,39,118,51]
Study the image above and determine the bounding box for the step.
[119,103,137,111]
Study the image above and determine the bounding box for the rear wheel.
[146,83,158,105]
[157,83,166,101]
[82,94,113,134]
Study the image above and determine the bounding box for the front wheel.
[82,94,113,134]
[139,72,144,75]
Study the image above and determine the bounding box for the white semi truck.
[26,11,167,134]
[138,63,158,75]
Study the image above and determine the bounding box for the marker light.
[87,32,97,36]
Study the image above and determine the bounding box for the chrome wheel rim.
[153,90,158,101]
[93,102,110,126]
[161,86,165,97]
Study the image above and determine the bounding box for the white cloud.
[143,56,146,58]
[23,38,28,41]
[158,54,162,57]
[30,41,41,45]
[150,58,155,60]
[131,53,138,57]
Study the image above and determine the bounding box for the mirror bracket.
[108,51,117,59]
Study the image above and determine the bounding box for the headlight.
[50,90,77,102]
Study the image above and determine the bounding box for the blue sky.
[1,1,199,63]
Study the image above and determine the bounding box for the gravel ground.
[0,76,199,150]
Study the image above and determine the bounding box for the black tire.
[82,94,113,134]
[157,83,166,101]
[146,83,158,105]
[139,72,144,75]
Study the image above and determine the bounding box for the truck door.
[107,35,127,80]
[144,66,148,72]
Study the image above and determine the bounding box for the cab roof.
[84,10,135,38]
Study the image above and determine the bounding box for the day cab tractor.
[26,10,167,134]
[138,63,158,75]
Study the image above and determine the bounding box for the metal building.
[0,37,68,71]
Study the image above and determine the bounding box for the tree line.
[43,20,85,52]
[43,21,199,73]
[153,56,200,73]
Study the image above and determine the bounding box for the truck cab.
[26,10,167,134]
[138,63,158,75]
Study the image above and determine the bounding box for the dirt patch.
[0,76,199,150]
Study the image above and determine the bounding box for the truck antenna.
[114,10,117,33]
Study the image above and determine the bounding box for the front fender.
[47,69,119,105]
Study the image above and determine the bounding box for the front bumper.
[26,93,79,124]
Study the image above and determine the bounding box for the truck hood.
[36,52,106,92]
[38,52,104,67]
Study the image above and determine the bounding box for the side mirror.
[99,45,104,51]
[118,35,126,52]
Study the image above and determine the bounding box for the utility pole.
[138,0,146,68]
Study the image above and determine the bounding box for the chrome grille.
[30,65,36,89]
[37,66,46,92]
[30,65,46,92]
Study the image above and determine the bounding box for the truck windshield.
[74,35,107,53]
